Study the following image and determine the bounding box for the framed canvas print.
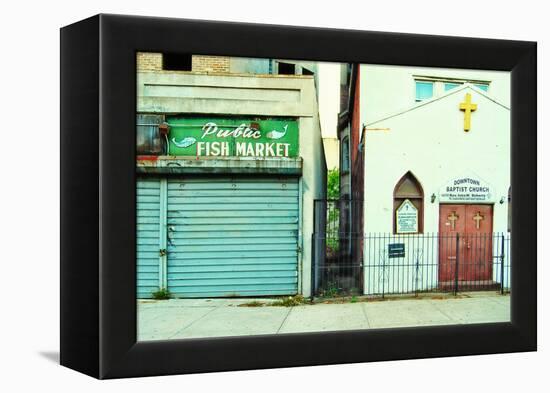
[60,14,536,379]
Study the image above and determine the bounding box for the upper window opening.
[163,53,192,71]
[415,81,434,102]
[475,83,489,92]
[444,82,461,91]
[414,77,491,103]
[278,62,296,75]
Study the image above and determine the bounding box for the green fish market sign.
[167,117,299,158]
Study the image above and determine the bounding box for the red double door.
[438,204,493,284]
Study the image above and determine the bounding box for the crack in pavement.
[428,301,459,324]
[276,307,294,334]
[167,306,221,340]
[360,303,371,328]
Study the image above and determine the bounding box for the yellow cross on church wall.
[459,93,477,132]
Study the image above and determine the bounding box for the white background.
[0,0,546,391]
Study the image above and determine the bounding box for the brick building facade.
[137,53,238,74]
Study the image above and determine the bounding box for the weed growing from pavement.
[238,300,265,307]
[151,288,171,300]
[321,282,340,298]
[271,295,311,307]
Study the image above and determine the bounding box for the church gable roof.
[366,83,510,127]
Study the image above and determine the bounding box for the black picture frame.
[60,14,536,379]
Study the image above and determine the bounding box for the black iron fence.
[312,232,511,298]
[312,199,365,296]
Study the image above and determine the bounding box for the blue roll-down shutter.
[137,178,162,298]
[166,177,299,298]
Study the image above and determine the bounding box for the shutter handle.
[167,226,175,246]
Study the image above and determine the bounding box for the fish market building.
[136,53,326,298]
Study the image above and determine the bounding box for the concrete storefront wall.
[359,67,510,294]
[137,71,326,297]
[229,57,271,75]
[299,113,327,296]
[138,71,316,117]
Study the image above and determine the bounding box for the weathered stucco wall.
[138,71,315,117]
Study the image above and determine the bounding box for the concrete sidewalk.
[137,292,510,341]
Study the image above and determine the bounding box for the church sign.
[396,199,418,234]
[167,117,299,158]
[439,175,493,203]
[388,243,405,258]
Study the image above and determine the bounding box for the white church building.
[357,65,511,295]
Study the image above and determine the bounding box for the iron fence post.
[454,233,460,295]
[414,248,420,297]
[381,237,385,299]
[311,233,315,299]
[500,233,505,295]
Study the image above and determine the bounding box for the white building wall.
[362,86,510,234]
[318,62,341,138]
[359,64,510,127]
[317,62,341,170]
[359,81,510,294]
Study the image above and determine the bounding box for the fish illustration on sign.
[172,136,197,148]
[266,124,288,140]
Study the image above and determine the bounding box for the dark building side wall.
[350,66,365,266]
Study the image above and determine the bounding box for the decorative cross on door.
[448,211,459,230]
[473,211,484,229]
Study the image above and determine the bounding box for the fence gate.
[312,199,364,297]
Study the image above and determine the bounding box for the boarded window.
[393,172,424,234]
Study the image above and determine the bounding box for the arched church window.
[394,172,424,234]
